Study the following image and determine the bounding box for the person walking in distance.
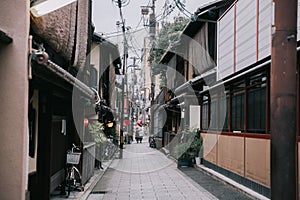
[135,120,144,143]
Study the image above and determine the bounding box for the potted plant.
[88,121,106,169]
[171,127,202,167]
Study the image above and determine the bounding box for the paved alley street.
[2,0,300,199]
[86,137,255,200]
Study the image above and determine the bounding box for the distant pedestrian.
[135,120,144,143]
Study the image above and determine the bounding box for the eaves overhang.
[174,68,217,95]
[93,33,122,74]
[159,41,181,64]
[159,1,232,65]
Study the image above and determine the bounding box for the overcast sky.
[92,0,214,60]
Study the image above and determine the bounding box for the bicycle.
[65,144,84,198]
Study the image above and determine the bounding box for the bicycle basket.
[67,152,81,164]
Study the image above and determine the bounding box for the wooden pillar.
[271,1,298,199]
[36,91,52,200]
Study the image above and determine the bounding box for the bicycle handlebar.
[71,144,80,152]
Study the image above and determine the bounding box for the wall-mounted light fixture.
[30,0,77,17]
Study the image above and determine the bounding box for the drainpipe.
[271,1,297,199]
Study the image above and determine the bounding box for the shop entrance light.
[30,0,77,17]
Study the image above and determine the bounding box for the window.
[231,81,245,131]
[176,55,185,88]
[90,66,98,89]
[231,91,244,131]
[210,96,217,130]
[219,91,229,131]
[201,94,209,130]
[247,73,267,133]
[199,68,269,134]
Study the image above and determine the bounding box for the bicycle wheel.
[73,166,84,191]
[66,167,75,197]
[67,179,71,198]
[65,176,71,197]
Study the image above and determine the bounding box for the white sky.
[92,0,213,61]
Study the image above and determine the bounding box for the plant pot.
[177,157,194,168]
[195,157,200,165]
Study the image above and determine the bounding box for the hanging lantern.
[84,117,89,127]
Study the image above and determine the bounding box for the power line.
[104,26,147,39]
[103,7,175,39]
[103,0,185,65]
[127,32,142,55]
[161,0,176,23]
[173,0,193,19]
[102,0,176,38]
[112,0,130,7]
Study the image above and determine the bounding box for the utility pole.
[147,0,156,137]
[271,1,297,199]
[141,0,156,102]
[149,0,156,104]
[149,0,156,40]
[114,0,129,157]
[129,56,138,141]
[140,0,156,136]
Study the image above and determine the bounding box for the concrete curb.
[194,164,270,200]
[79,156,115,200]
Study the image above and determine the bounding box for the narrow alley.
[86,137,255,200]
[1,1,300,199]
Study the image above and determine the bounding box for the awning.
[174,67,216,95]
[169,93,186,104]
[198,59,271,95]
[166,93,187,109]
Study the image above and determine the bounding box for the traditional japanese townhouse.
[86,33,121,161]
[157,0,299,198]
[200,0,300,198]
[162,0,299,197]
[27,1,96,199]
[151,87,170,148]
[158,0,233,148]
